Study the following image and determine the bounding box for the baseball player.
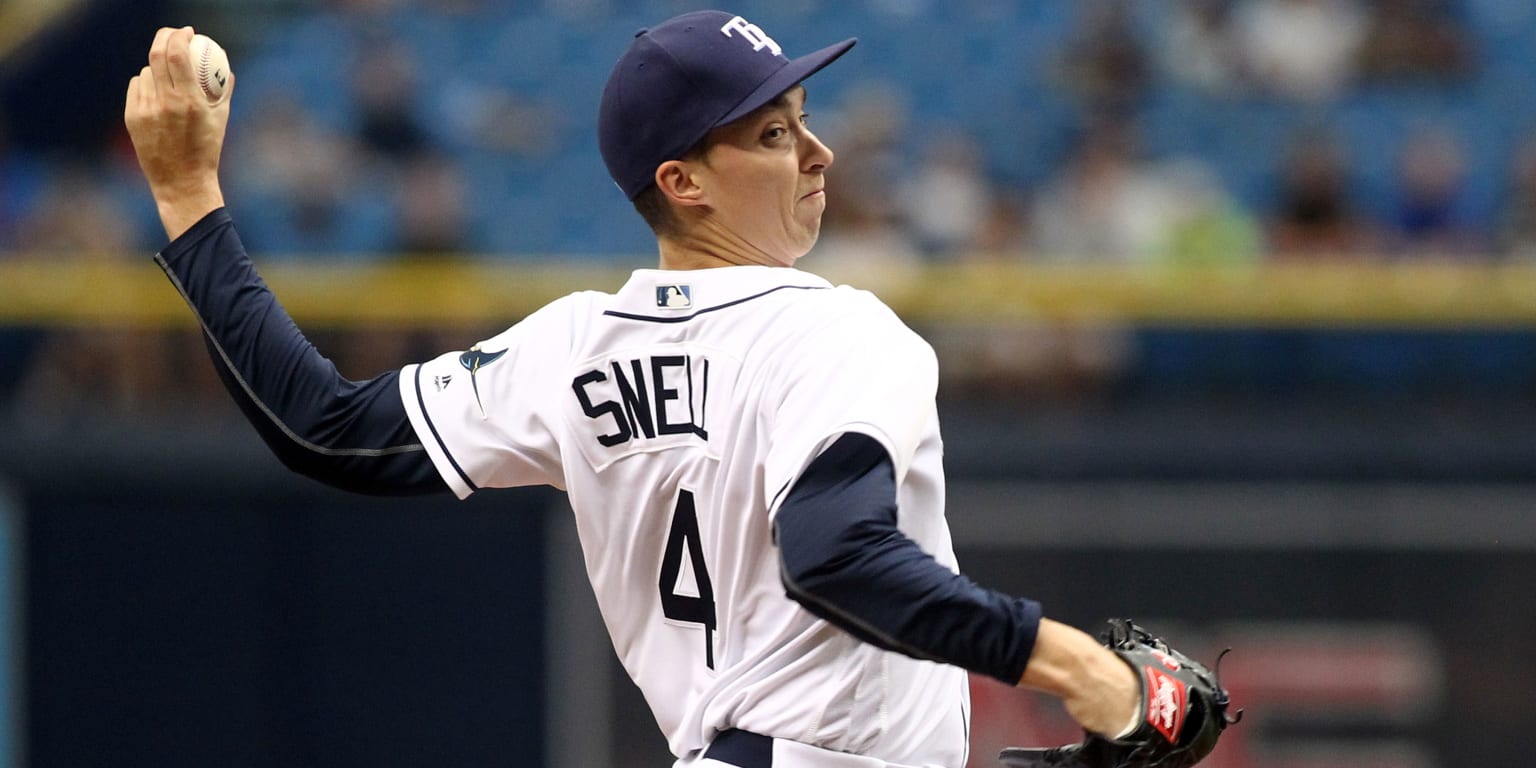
[124,13,1141,768]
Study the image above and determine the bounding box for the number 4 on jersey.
[659,490,717,669]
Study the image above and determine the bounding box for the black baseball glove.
[999,619,1241,768]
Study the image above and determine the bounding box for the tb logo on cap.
[720,15,782,56]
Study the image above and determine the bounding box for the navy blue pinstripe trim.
[769,476,795,515]
[961,696,971,766]
[414,365,478,492]
[603,284,826,323]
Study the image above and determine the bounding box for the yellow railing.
[3,256,1536,329]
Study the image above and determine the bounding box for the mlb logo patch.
[656,285,692,309]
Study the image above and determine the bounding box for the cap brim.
[715,37,857,128]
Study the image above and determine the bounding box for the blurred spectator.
[1160,0,1249,96]
[822,81,909,223]
[1029,119,1170,263]
[1057,0,1150,114]
[1265,129,1378,259]
[895,129,997,258]
[393,150,472,255]
[1233,0,1368,101]
[812,81,922,289]
[225,92,370,253]
[1155,159,1263,266]
[350,35,431,166]
[1387,127,1484,259]
[819,82,909,231]
[1357,0,1475,83]
[965,191,1033,260]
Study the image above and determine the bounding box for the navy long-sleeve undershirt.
[155,208,446,495]
[775,432,1042,684]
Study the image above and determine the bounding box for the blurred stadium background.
[3,0,1536,766]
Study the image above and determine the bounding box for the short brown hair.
[632,183,682,237]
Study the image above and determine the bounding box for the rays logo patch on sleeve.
[656,285,692,309]
[459,345,508,419]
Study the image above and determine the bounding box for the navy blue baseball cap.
[599,10,856,200]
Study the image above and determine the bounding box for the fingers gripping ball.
[999,620,1243,768]
[188,33,231,105]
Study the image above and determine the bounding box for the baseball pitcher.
[124,11,1235,768]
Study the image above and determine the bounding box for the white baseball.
[188,33,231,105]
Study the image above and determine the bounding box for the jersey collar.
[614,266,832,318]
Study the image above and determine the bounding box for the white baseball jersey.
[399,265,969,765]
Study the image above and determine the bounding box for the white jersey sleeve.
[761,291,939,516]
[398,297,584,497]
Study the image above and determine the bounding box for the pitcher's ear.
[655,159,707,208]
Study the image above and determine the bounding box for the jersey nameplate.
[571,352,713,451]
